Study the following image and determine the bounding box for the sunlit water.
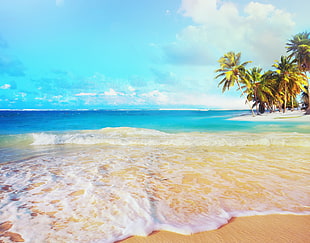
[0,111,309,242]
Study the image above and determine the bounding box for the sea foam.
[1,127,309,242]
[30,127,310,147]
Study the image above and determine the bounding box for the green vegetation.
[215,31,310,115]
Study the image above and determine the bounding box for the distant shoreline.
[0,108,244,111]
[229,110,310,122]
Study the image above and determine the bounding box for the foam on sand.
[1,130,309,242]
[120,215,310,243]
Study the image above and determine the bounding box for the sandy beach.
[120,214,310,243]
[229,110,310,122]
[120,111,310,243]
[1,110,309,242]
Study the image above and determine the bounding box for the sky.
[0,0,309,110]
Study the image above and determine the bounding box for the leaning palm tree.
[286,32,310,114]
[215,52,254,115]
[272,56,307,113]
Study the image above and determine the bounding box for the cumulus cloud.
[103,88,124,96]
[0,84,11,89]
[164,0,295,67]
[141,90,169,105]
[139,89,247,109]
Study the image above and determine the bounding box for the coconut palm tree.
[272,56,307,113]
[215,51,254,115]
[260,70,281,112]
[242,67,262,114]
[242,68,280,114]
[301,86,309,110]
[286,32,310,114]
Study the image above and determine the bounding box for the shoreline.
[119,214,310,243]
[229,110,310,122]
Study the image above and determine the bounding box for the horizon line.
[0,108,250,111]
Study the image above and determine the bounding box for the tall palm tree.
[272,56,307,113]
[243,68,279,114]
[242,67,262,114]
[301,86,309,109]
[286,32,310,114]
[215,52,254,115]
[260,71,281,112]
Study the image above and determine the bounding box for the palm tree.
[286,32,310,114]
[215,52,254,115]
[242,67,262,114]
[260,71,281,112]
[301,86,309,109]
[272,56,307,113]
[243,68,280,114]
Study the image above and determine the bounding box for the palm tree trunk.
[284,83,287,113]
[236,80,255,116]
[306,84,310,114]
[306,73,310,115]
[291,96,294,111]
[279,101,283,112]
[254,88,259,115]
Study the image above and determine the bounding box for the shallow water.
[0,111,309,242]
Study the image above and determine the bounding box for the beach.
[120,111,310,243]
[120,215,310,243]
[229,110,310,122]
[0,110,309,242]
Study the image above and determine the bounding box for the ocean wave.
[1,128,309,242]
[29,127,310,147]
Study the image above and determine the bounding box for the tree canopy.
[215,31,310,115]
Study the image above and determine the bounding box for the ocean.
[0,110,309,242]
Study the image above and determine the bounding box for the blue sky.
[0,0,309,109]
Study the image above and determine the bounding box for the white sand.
[229,110,310,122]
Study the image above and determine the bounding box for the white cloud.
[178,93,248,109]
[166,0,295,67]
[19,92,27,98]
[140,89,247,109]
[103,88,124,96]
[75,92,97,96]
[128,86,136,92]
[0,84,11,89]
[141,90,169,104]
[35,97,45,100]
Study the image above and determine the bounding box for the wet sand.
[120,214,310,243]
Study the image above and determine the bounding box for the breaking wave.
[29,127,310,147]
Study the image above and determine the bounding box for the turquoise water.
[0,110,247,134]
[0,110,309,135]
[0,110,309,242]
